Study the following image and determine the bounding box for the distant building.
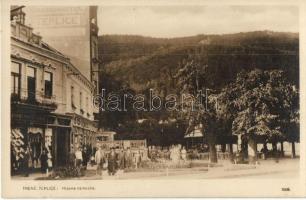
[10,6,99,169]
[96,131,116,142]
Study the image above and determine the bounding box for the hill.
[98,31,299,95]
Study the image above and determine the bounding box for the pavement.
[12,158,300,180]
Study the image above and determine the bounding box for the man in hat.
[107,147,118,176]
[124,147,133,169]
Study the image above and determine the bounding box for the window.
[27,66,36,101]
[86,96,89,113]
[71,86,75,109]
[44,71,53,98]
[11,62,20,96]
[80,92,83,110]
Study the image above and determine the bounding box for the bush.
[51,166,84,178]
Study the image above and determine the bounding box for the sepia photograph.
[2,0,306,198]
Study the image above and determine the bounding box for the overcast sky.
[98,6,298,38]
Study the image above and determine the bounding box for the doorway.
[56,128,70,167]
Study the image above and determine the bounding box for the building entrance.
[55,128,70,167]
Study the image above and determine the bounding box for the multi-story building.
[10,6,99,171]
[23,6,100,95]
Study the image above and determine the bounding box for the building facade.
[10,6,99,172]
[23,6,100,94]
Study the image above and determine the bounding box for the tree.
[98,70,136,130]
[218,69,299,162]
[270,71,299,157]
[175,58,224,163]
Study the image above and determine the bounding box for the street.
[12,158,299,180]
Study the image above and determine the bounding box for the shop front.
[70,114,98,153]
[46,114,72,167]
[10,102,55,174]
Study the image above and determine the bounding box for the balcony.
[11,89,57,111]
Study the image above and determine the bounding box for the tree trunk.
[227,143,233,154]
[248,137,257,164]
[280,142,284,157]
[208,135,217,163]
[221,144,226,153]
[262,143,268,160]
[291,142,296,158]
[209,143,217,163]
[272,142,277,152]
[237,135,242,151]
[271,141,278,159]
[242,137,248,160]
[227,143,234,162]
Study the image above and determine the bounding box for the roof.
[97,131,116,136]
[184,128,203,138]
[11,6,25,12]
[184,123,204,138]
[41,42,65,56]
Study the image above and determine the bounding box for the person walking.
[47,150,53,174]
[40,148,48,174]
[116,148,125,177]
[134,150,141,169]
[181,146,187,162]
[23,147,30,177]
[75,147,83,167]
[260,144,268,160]
[82,146,90,169]
[68,148,76,167]
[95,146,105,177]
[74,147,83,176]
[107,148,118,176]
[124,147,132,169]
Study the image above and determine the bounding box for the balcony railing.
[11,88,57,110]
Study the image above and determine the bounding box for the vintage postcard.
[1,0,306,198]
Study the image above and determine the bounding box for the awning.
[28,127,43,134]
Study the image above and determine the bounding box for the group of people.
[70,145,143,177]
[72,146,91,169]
[148,145,187,162]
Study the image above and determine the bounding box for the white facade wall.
[65,74,94,120]
[11,37,96,121]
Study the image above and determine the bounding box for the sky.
[98,6,298,38]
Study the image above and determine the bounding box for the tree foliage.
[98,70,136,129]
[99,31,299,94]
[218,69,299,142]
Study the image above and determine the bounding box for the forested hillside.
[98,31,299,95]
